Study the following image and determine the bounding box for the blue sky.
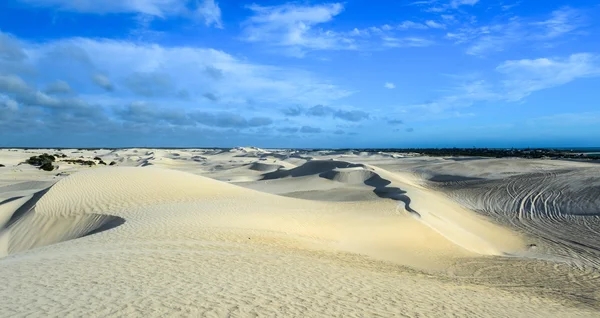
[1,0,599,148]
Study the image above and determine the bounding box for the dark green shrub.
[109,161,117,166]
[40,162,55,171]
[0,164,5,167]
[94,156,102,161]
[99,160,107,165]
[26,154,56,167]
[63,159,96,166]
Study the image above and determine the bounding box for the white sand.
[0,148,598,317]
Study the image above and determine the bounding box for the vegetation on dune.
[0,164,5,167]
[63,159,96,166]
[26,153,55,165]
[109,161,117,166]
[26,154,57,171]
[40,162,55,171]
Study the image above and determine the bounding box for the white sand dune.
[0,149,599,317]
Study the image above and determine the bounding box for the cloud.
[0,74,106,134]
[0,30,355,137]
[334,129,345,135]
[278,127,299,133]
[384,82,396,89]
[532,6,585,39]
[383,37,434,48]
[401,53,600,116]
[28,36,351,105]
[411,0,479,12]
[496,53,600,101]
[202,92,218,102]
[17,0,223,27]
[92,74,114,91]
[405,127,415,132]
[117,102,274,128]
[447,7,587,56]
[204,65,224,80]
[242,2,354,56]
[306,104,333,116]
[125,72,174,97]
[248,117,273,127]
[241,3,454,55]
[300,126,322,133]
[425,20,446,29]
[195,0,223,28]
[388,119,404,125]
[0,32,26,61]
[333,109,369,122]
[117,101,191,125]
[0,98,18,113]
[287,105,369,122]
[0,74,84,110]
[450,0,479,8]
[501,2,521,11]
[397,21,429,30]
[44,80,72,94]
[282,105,304,116]
[0,74,30,94]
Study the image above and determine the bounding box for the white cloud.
[496,53,600,100]
[241,4,447,55]
[532,6,585,39]
[450,0,479,8]
[399,53,600,116]
[448,7,587,56]
[384,82,396,89]
[242,3,353,55]
[425,20,446,29]
[412,0,478,12]
[17,0,222,27]
[196,0,223,28]
[397,21,428,30]
[0,30,353,132]
[383,37,435,48]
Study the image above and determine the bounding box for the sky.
[1,0,599,148]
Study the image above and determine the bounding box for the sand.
[0,148,599,317]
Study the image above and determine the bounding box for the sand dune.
[0,148,599,317]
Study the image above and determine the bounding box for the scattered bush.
[40,162,55,171]
[63,159,96,166]
[26,153,55,166]
[109,161,117,166]
[0,164,5,167]
[26,154,57,170]
[94,156,102,161]
[99,160,107,165]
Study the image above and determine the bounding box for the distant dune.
[0,148,599,317]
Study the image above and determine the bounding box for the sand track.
[437,168,600,267]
